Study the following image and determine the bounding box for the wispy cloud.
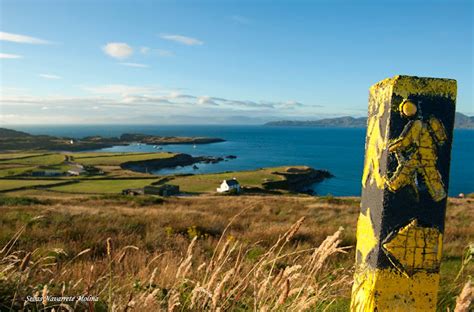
[82,84,158,95]
[0,31,51,44]
[140,46,150,54]
[156,49,174,57]
[39,73,62,79]
[140,46,174,57]
[231,15,252,25]
[119,62,149,68]
[160,34,203,46]
[102,42,133,59]
[0,53,22,59]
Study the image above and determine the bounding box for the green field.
[0,179,64,191]
[0,166,37,177]
[168,167,289,193]
[69,152,174,165]
[0,153,45,160]
[0,152,299,195]
[72,152,156,158]
[0,153,65,166]
[48,178,159,193]
[0,151,177,181]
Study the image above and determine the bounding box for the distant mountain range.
[265,112,474,129]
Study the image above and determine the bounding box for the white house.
[67,166,85,176]
[216,178,241,193]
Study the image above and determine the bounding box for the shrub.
[0,196,48,206]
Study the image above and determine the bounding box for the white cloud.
[160,34,203,46]
[39,74,62,79]
[119,62,149,68]
[0,31,51,44]
[0,85,325,124]
[0,53,22,59]
[197,96,219,106]
[102,42,133,59]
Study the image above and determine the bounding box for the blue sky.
[0,0,472,124]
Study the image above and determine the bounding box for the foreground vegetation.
[0,194,472,311]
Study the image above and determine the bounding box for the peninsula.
[0,128,225,152]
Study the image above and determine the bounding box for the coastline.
[0,127,225,152]
[121,154,334,194]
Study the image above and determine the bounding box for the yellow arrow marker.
[383,219,443,276]
[356,208,377,264]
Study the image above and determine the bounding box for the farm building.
[67,167,86,176]
[144,184,180,196]
[216,178,241,193]
[67,165,102,176]
[67,164,86,176]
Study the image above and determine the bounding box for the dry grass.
[454,280,472,312]
[0,205,349,311]
[0,195,472,311]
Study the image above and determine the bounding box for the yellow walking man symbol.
[386,100,448,202]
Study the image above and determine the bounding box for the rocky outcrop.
[120,153,225,173]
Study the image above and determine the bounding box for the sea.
[8,125,474,196]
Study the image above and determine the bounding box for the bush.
[0,196,48,206]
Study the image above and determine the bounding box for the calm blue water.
[8,125,473,196]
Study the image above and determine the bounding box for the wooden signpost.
[351,75,457,311]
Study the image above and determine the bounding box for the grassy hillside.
[0,194,471,311]
[48,178,160,194]
[0,153,66,166]
[0,179,67,191]
[0,151,470,310]
[0,152,46,160]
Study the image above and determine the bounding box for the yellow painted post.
[351,75,457,311]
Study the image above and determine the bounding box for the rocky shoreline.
[122,154,333,194]
[263,167,334,193]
